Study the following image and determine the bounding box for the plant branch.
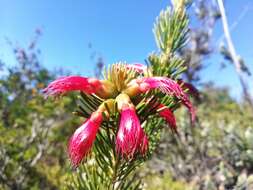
[217,0,253,108]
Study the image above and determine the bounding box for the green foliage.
[0,34,77,190]
[149,5,188,78]
[142,172,194,190]
[153,6,188,55]
[142,85,253,189]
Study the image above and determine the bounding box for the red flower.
[43,63,197,166]
[127,77,196,123]
[139,130,149,155]
[157,104,177,132]
[116,106,148,158]
[43,76,102,97]
[68,111,103,167]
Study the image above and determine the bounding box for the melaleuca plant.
[43,1,196,189]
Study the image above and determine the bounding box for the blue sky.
[0,0,253,98]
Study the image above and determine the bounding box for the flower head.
[43,62,196,166]
[68,111,103,167]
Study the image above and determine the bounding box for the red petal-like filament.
[116,106,148,158]
[68,111,103,167]
[43,76,102,97]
